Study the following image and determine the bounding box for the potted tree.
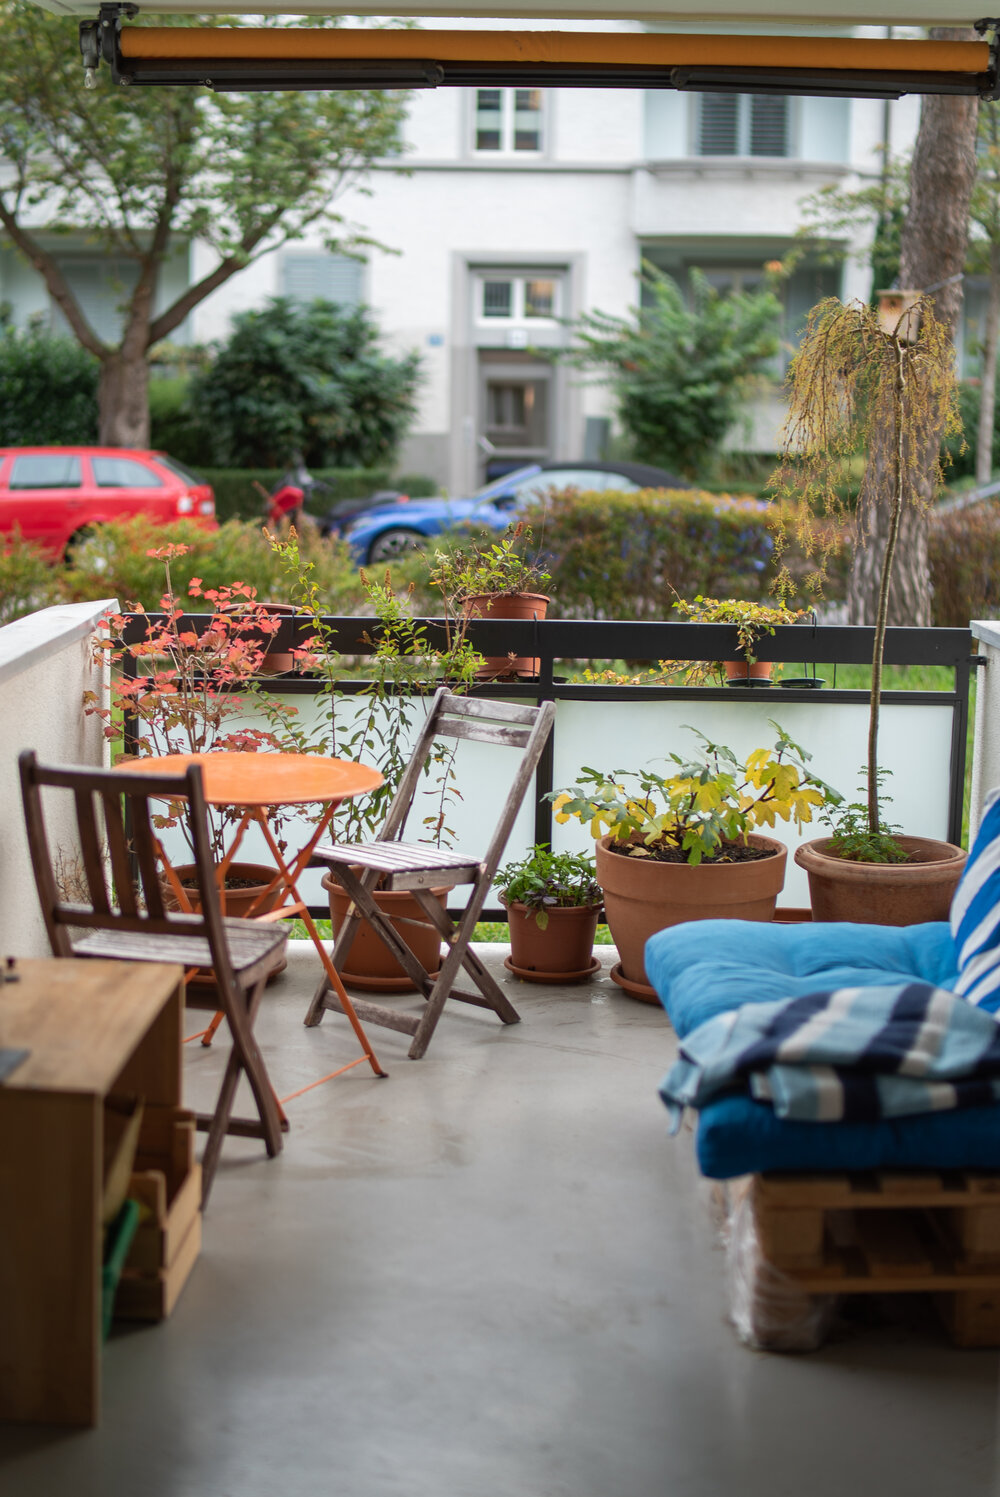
[673,595,803,685]
[496,845,603,983]
[551,723,840,1000]
[769,295,967,923]
[428,521,552,679]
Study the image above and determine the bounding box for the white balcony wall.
[0,601,114,958]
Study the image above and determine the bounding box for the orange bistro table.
[118,752,386,1081]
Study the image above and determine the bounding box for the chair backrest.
[18,750,236,983]
[379,689,556,874]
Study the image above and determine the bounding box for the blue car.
[343,459,691,566]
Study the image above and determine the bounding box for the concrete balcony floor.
[2,941,999,1495]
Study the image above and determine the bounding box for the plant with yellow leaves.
[549,723,841,867]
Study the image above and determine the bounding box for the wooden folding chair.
[305,690,556,1058]
[19,750,288,1207]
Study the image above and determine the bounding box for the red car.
[0,447,217,559]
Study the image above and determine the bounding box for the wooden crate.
[115,1106,201,1323]
[744,1170,1000,1347]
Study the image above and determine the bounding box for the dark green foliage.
[564,265,781,479]
[519,487,775,620]
[0,529,60,623]
[941,382,998,480]
[0,324,98,444]
[495,845,601,928]
[190,298,421,470]
[929,502,1000,625]
[148,377,212,467]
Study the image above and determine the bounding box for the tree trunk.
[848,30,979,625]
[977,241,1000,484]
[97,285,154,447]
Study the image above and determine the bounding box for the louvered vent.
[749,95,789,156]
[698,94,739,155]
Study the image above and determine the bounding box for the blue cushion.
[694,1092,1000,1179]
[951,788,1000,1007]
[645,919,960,1038]
[644,918,984,1178]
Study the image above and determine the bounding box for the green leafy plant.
[0,528,60,624]
[672,594,803,681]
[428,521,552,602]
[550,723,841,867]
[562,262,781,479]
[0,321,98,445]
[269,530,483,845]
[191,299,422,469]
[495,845,602,929]
[823,769,906,863]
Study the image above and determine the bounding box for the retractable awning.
[79,15,999,99]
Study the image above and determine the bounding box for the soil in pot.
[501,896,602,983]
[794,836,966,925]
[461,593,549,679]
[164,861,288,987]
[324,872,451,993]
[596,832,787,1003]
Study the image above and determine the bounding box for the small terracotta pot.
[596,832,787,1001]
[794,835,966,925]
[461,592,549,679]
[723,659,773,684]
[256,603,303,675]
[323,872,451,992]
[501,896,602,981]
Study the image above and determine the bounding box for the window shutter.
[282,254,364,307]
[699,95,739,155]
[749,96,789,156]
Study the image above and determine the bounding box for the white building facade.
[1,26,931,494]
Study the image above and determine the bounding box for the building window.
[50,258,139,343]
[477,274,559,322]
[474,88,544,153]
[697,94,789,157]
[281,252,364,307]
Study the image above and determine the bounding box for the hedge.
[197,468,439,524]
[519,487,776,620]
[929,503,1000,626]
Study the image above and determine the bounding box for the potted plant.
[428,521,552,679]
[495,845,603,983]
[86,542,307,913]
[672,595,803,685]
[550,723,841,1000]
[270,533,485,990]
[768,295,967,921]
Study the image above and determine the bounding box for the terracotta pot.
[723,659,773,684]
[794,835,966,925]
[256,603,302,675]
[323,872,451,993]
[166,861,284,918]
[501,896,602,982]
[461,592,549,679]
[595,832,787,1002]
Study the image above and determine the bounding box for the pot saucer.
[503,954,601,985]
[608,962,660,1004]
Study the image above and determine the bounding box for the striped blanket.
[660,983,1000,1130]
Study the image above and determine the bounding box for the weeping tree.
[848,34,978,625]
[771,296,961,841]
[0,3,407,447]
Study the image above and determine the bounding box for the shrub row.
[199,468,439,525]
[929,503,1000,626]
[519,487,776,620]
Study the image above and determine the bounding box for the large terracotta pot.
[595,832,787,1002]
[794,836,966,925]
[166,861,284,918]
[501,896,602,984]
[461,592,549,679]
[323,872,451,993]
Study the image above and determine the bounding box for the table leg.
[253,814,387,1079]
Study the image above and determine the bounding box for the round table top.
[116,751,383,807]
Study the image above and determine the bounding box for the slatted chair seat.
[306,689,556,1058]
[74,916,285,972]
[19,751,289,1207]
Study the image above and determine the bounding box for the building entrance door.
[478,352,552,482]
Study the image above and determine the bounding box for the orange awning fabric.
[106,25,996,98]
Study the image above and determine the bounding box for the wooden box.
[115,1105,201,1322]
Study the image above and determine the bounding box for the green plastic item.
[101,1198,141,1341]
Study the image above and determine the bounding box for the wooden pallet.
[742,1170,1000,1347]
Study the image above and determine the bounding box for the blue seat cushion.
[643,918,1000,1179]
